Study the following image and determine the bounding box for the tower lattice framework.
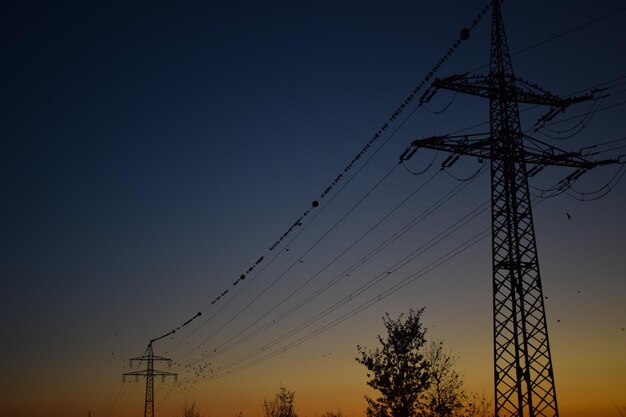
[487,2,556,414]
[123,342,177,417]
[400,0,619,415]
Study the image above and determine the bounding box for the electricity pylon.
[400,1,619,416]
[123,341,177,417]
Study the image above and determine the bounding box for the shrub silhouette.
[356,308,430,417]
[262,386,298,417]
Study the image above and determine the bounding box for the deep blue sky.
[1,1,625,416]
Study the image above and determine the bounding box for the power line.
[401,1,625,411]
[155,5,626,368]
[582,135,626,156]
[165,115,425,356]
[155,3,493,354]
[204,171,443,357]
[170,41,626,394]
[135,3,626,366]
[209,226,491,379]
[177,166,488,367]
[542,99,626,128]
[175,164,400,362]
[173,47,614,392]
[566,165,626,201]
[126,1,626,408]
[510,6,626,57]
[105,383,126,417]
[533,96,606,140]
[184,170,471,363]
[208,194,553,380]
[464,5,626,74]
[183,178,489,372]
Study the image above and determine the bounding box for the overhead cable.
[161,1,492,352]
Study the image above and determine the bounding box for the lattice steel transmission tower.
[400,1,620,416]
[123,341,177,417]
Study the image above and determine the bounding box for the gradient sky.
[1,1,625,417]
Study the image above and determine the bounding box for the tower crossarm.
[128,355,172,364]
[123,370,148,377]
[151,355,173,362]
[431,74,491,100]
[122,370,178,377]
[401,133,618,169]
[122,369,177,382]
[431,73,595,107]
[151,370,177,378]
[400,133,492,162]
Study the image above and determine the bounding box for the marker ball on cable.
[460,28,470,40]
[312,200,319,208]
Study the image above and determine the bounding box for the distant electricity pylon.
[401,1,621,416]
[123,340,177,417]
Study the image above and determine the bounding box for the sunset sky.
[1,1,625,417]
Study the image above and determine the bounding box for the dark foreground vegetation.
[180,308,492,417]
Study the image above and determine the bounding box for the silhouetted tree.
[262,386,298,417]
[422,342,494,417]
[321,410,345,417]
[180,400,202,417]
[421,341,465,417]
[356,308,430,417]
[462,393,492,417]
